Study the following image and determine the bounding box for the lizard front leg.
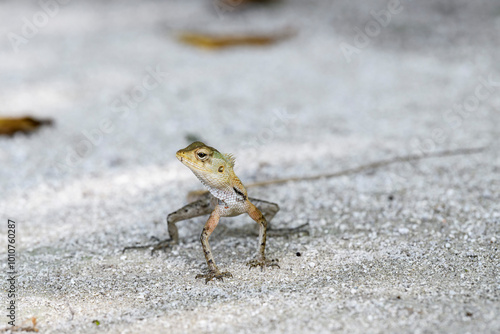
[246,202,280,270]
[249,197,280,229]
[196,209,233,283]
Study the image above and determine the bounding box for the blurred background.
[1,0,498,194]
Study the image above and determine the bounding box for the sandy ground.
[0,0,499,333]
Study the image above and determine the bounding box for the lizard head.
[176,141,237,191]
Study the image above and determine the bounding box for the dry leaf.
[0,317,39,332]
[177,29,294,49]
[0,116,53,136]
[215,0,281,12]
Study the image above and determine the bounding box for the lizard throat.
[192,173,241,203]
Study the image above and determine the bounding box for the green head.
[176,142,238,192]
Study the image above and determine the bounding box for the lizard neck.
[195,174,247,204]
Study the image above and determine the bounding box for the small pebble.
[445,243,451,248]
[308,262,316,268]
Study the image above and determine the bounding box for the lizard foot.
[122,238,174,255]
[267,222,310,238]
[195,270,233,283]
[247,258,280,271]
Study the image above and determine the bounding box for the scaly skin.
[176,142,279,282]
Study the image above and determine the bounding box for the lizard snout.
[176,151,184,162]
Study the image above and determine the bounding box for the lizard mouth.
[176,152,208,172]
[176,151,184,162]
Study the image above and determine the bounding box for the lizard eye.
[197,152,207,160]
[218,166,224,173]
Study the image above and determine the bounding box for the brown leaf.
[177,29,295,49]
[0,116,53,136]
[0,317,39,332]
[215,0,282,12]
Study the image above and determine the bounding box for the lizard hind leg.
[123,194,214,255]
[250,197,309,237]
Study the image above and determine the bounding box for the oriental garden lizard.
[124,142,486,283]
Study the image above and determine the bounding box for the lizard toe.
[196,270,233,283]
[247,258,280,270]
[122,238,174,255]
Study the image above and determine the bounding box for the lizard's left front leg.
[196,209,233,283]
[246,202,280,270]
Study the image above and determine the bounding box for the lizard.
[126,141,282,283]
[124,143,486,282]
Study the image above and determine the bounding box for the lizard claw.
[267,222,310,237]
[122,238,174,255]
[195,270,233,283]
[150,239,174,255]
[247,258,280,271]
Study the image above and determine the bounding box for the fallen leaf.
[215,0,282,12]
[0,116,53,136]
[177,29,295,49]
[0,317,39,332]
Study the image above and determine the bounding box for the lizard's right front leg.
[196,209,233,283]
